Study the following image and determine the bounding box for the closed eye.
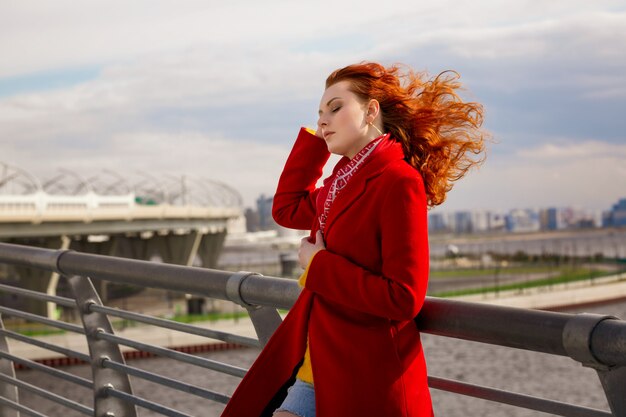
[319,97,342,116]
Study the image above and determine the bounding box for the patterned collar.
[319,134,389,233]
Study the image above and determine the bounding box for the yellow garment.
[295,249,321,384]
[297,339,314,384]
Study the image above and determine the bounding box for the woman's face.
[317,80,371,159]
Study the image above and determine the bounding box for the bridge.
[0,242,624,416]
[0,162,243,318]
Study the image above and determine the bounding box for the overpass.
[0,162,243,318]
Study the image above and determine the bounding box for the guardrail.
[0,192,135,213]
[0,241,624,416]
[0,191,242,225]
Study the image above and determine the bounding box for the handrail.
[0,373,93,415]
[0,241,625,416]
[1,242,624,366]
[0,350,92,387]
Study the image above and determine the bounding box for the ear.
[366,99,381,123]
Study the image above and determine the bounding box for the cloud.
[0,0,407,78]
[1,1,625,213]
[442,12,625,62]
[2,129,294,206]
[374,11,626,92]
[440,139,626,212]
[0,45,336,149]
[517,140,626,160]
[4,1,624,78]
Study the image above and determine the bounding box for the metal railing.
[0,241,625,416]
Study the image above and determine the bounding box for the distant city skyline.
[427,196,625,216]
[1,1,625,212]
[1,160,623,216]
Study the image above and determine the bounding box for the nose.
[318,111,329,126]
[317,115,328,131]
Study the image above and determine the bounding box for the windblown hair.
[326,62,487,207]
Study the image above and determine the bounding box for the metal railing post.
[0,313,20,417]
[563,313,626,416]
[226,272,283,347]
[66,275,137,417]
[597,366,626,417]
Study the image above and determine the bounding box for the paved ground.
[459,273,626,309]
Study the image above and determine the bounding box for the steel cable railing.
[94,330,248,377]
[102,358,232,403]
[0,350,92,388]
[87,304,260,348]
[0,283,76,307]
[0,241,625,416]
[0,245,264,415]
[0,396,48,417]
[427,375,612,417]
[0,299,243,416]
[0,373,93,415]
[0,328,90,362]
[106,387,195,417]
[0,305,85,334]
[0,279,250,415]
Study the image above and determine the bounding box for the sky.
[1,0,625,214]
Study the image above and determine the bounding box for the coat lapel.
[324,140,405,234]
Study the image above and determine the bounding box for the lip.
[323,131,335,140]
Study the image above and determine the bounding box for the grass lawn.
[432,267,614,298]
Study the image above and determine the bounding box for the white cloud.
[372,10,626,96]
[441,139,626,212]
[440,12,626,61]
[2,130,293,207]
[1,1,625,213]
[0,0,409,78]
[2,1,624,77]
[0,46,339,148]
[517,140,626,160]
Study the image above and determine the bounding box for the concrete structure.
[0,162,243,318]
[540,207,560,230]
[605,198,626,227]
[255,193,276,231]
[506,208,541,233]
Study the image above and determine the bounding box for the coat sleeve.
[304,173,429,321]
[272,127,331,230]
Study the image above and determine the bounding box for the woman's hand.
[298,230,326,269]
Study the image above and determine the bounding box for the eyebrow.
[318,97,341,115]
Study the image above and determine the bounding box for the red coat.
[222,128,433,417]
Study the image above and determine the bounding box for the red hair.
[326,62,486,207]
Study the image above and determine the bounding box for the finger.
[316,230,325,247]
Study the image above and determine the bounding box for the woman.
[222,62,485,417]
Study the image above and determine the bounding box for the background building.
[505,209,540,233]
[540,207,560,231]
[604,198,626,227]
[256,194,274,230]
